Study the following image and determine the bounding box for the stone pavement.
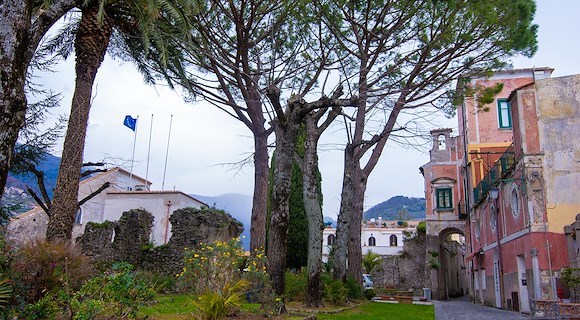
[434,296,531,320]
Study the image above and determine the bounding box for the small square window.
[498,99,512,129]
[436,188,453,210]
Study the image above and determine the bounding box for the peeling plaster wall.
[535,75,580,233]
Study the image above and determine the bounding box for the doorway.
[517,255,530,312]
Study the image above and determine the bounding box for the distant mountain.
[364,195,425,221]
[191,193,252,250]
[3,153,60,213]
[6,152,60,199]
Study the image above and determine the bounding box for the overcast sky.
[36,0,580,218]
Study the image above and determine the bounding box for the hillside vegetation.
[364,196,425,221]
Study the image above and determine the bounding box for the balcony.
[473,144,516,204]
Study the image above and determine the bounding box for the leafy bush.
[324,279,347,305]
[10,240,94,303]
[416,221,426,235]
[284,269,306,301]
[21,294,59,320]
[135,270,177,294]
[67,262,156,319]
[192,279,249,320]
[363,289,376,300]
[179,238,266,295]
[345,277,362,300]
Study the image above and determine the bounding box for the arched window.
[74,207,83,224]
[390,235,398,246]
[438,134,446,150]
[368,236,376,246]
[327,234,335,246]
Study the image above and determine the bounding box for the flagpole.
[129,115,139,183]
[145,114,153,189]
[161,115,173,191]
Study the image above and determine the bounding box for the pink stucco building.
[422,68,580,313]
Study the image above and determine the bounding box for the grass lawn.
[316,302,434,320]
[139,295,433,320]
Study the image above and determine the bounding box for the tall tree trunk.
[303,114,323,307]
[267,108,300,296]
[46,5,113,242]
[347,166,366,283]
[250,130,269,254]
[333,146,355,281]
[0,1,74,197]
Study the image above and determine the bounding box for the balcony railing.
[473,144,516,204]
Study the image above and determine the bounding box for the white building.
[7,167,207,246]
[322,217,418,260]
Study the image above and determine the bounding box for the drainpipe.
[490,187,503,308]
[164,200,172,244]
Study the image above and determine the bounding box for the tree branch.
[26,187,49,214]
[78,182,110,207]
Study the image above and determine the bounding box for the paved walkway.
[434,296,531,320]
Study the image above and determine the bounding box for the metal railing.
[473,144,516,204]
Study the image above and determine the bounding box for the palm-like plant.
[362,251,382,274]
[44,0,195,242]
[0,278,12,309]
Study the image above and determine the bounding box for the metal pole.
[129,115,139,183]
[145,114,153,188]
[161,115,173,191]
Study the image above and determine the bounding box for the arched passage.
[425,221,468,300]
[437,227,468,299]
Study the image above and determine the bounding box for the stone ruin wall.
[372,233,428,292]
[77,207,243,275]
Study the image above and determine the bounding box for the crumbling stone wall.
[77,220,116,262]
[374,233,427,291]
[78,207,243,275]
[113,209,154,265]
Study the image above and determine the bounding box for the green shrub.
[324,279,347,305]
[179,238,266,295]
[363,289,376,300]
[68,262,156,319]
[193,279,249,320]
[22,294,59,320]
[135,270,177,294]
[345,277,362,300]
[284,270,306,301]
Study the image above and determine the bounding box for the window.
[489,204,497,233]
[368,236,376,246]
[390,235,398,246]
[436,188,453,210]
[438,134,446,150]
[511,188,520,220]
[327,234,335,246]
[497,99,512,129]
[74,207,83,224]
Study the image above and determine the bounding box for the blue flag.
[124,115,137,131]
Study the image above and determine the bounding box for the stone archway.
[426,221,467,300]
